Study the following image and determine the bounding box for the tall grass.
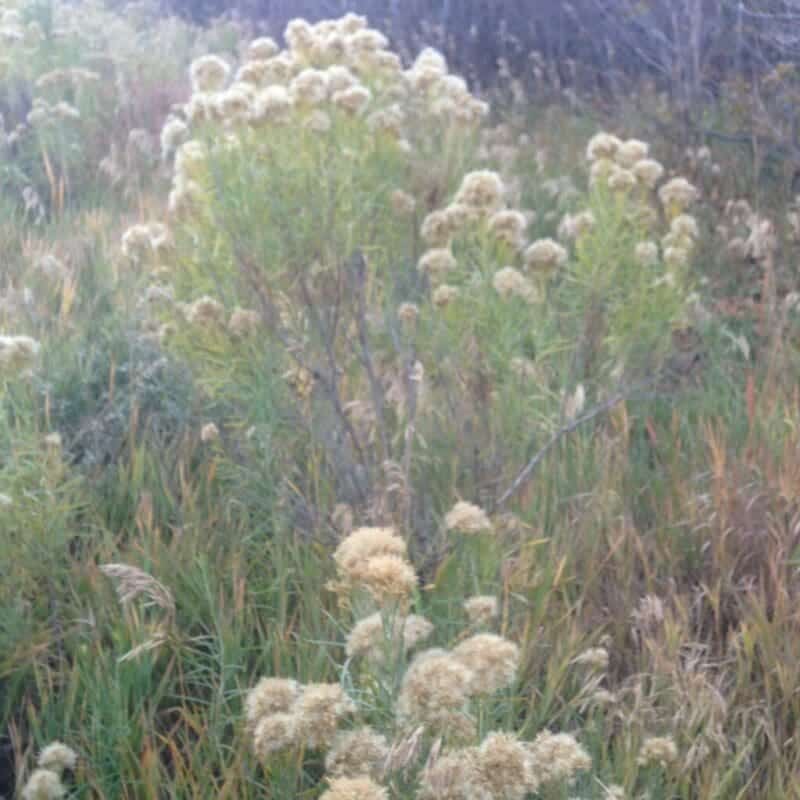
[2,3,800,799]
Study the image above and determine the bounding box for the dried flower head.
[586,132,622,161]
[325,727,390,779]
[607,167,637,193]
[200,422,220,443]
[524,239,567,272]
[290,68,329,106]
[246,677,302,728]
[397,649,474,727]
[558,210,595,241]
[635,241,659,267]
[332,85,372,114]
[397,302,419,325]
[21,769,65,800]
[417,750,480,800]
[528,730,591,785]
[452,634,519,694]
[663,246,689,269]
[473,732,537,798]
[359,553,418,604]
[615,139,650,168]
[445,501,492,534]
[418,248,457,282]
[252,712,299,759]
[633,158,664,188]
[0,335,40,374]
[247,36,279,61]
[432,284,459,308]
[294,683,357,750]
[493,267,537,303]
[454,171,505,212]
[320,775,388,800]
[179,295,224,328]
[670,214,699,241]
[190,54,230,93]
[488,209,528,249]
[463,595,500,626]
[658,177,698,215]
[228,307,261,337]
[37,743,77,775]
[334,527,407,583]
[637,736,678,768]
[160,117,188,161]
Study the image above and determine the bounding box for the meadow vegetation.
[2,2,800,798]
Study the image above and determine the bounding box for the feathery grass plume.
[586,132,622,161]
[293,683,357,750]
[637,736,679,768]
[21,769,65,800]
[473,732,538,799]
[492,267,537,303]
[396,649,474,728]
[524,239,568,272]
[463,595,499,626]
[572,646,609,672]
[190,54,230,93]
[99,563,175,619]
[633,158,664,188]
[320,775,388,800]
[454,170,505,213]
[527,730,591,785]
[37,743,77,775]
[444,501,492,534]
[325,727,390,779]
[417,750,482,800]
[635,241,659,267]
[252,712,299,760]
[614,138,649,168]
[418,248,457,281]
[432,284,459,308]
[452,634,519,694]
[246,677,302,728]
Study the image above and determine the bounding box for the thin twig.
[496,377,658,508]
